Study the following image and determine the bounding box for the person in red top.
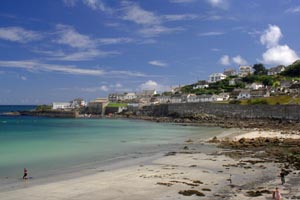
[23,168,28,179]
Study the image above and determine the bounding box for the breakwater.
[141,103,300,121]
[20,110,78,118]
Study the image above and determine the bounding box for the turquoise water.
[0,106,224,185]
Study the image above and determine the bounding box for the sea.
[0,105,226,190]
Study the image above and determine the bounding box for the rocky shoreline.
[119,113,300,134]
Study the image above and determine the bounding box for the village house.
[156,95,172,104]
[186,94,200,103]
[267,65,286,76]
[108,93,122,102]
[70,98,86,108]
[208,73,227,83]
[246,82,264,90]
[193,80,209,89]
[124,92,137,101]
[239,66,252,77]
[199,94,214,102]
[187,94,210,102]
[223,68,237,76]
[186,93,229,103]
[169,95,183,104]
[237,89,251,99]
[87,98,109,115]
[52,102,72,110]
[250,89,270,98]
[108,92,137,102]
[289,83,300,94]
[278,80,293,93]
[218,93,230,101]
[171,86,183,94]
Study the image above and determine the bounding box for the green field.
[239,95,300,105]
[107,103,128,107]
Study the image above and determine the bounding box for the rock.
[178,190,205,196]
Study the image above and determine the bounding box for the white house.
[247,82,264,90]
[193,80,209,89]
[218,93,230,101]
[239,66,252,77]
[52,102,72,110]
[237,89,251,99]
[170,96,182,103]
[208,73,227,83]
[224,68,237,76]
[250,89,270,98]
[156,96,172,104]
[70,98,86,108]
[124,92,137,100]
[268,65,285,76]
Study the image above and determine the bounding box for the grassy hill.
[239,95,300,105]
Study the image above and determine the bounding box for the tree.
[253,63,267,75]
[281,60,300,77]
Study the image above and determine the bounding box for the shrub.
[248,99,269,105]
[229,100,241,104]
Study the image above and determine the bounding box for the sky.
[0,0,299,104]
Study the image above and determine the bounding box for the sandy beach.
[0,128,300,200]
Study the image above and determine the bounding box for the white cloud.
[232,55,247,65]
[115,83,122,88]
[122,3,160,25]
[148,60,168,67]
[162,14,198,21]
[138,39,157,44]
[20,76,27,81]
[140,80,169,91]
[285,6,300,14]
[121,2,192,37]
[109,70,146,77]
[82,0,112,13]
[260,25,282,48]
[0,60,105,75]
[220,55,230,66]
[97,37,134,45]
[100,85,109,91]
[206,0,229,9]
[52,24,122,60]
[260,25,299,66]
[139,25,184,37]
[140,80,159,90]
[198,31,224,36]
[55,49,119,61]
[0,27,41,43]
[79,85,108,92]
[0,60,148,77]
[55,24,95,49]
[34,48,118,61]
[262,45,299,66]
[169,0,196,3]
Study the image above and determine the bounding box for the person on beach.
[280,169,286,185]
[23,168,28,179]
[272,187,282,200]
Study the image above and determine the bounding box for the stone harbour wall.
[142,103,300,120]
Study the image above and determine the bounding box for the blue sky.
[0,0,299,104]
